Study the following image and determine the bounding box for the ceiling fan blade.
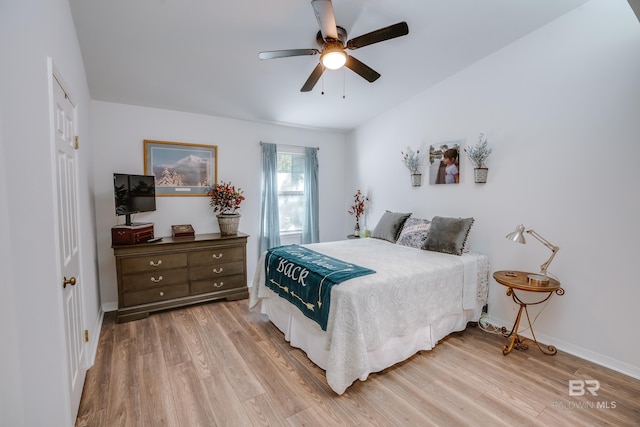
[301,63,325,92]
[345,55,380,83]
[346,21,409,50]
[259,49,319,60]
[311,0,338,40]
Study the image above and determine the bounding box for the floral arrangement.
[401,147,422,173]
[348,189,369,222]
[208,181,245,214]
[464,133,493,168]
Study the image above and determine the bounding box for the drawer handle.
[149,260,162,267]
[150,276,163,283]
[214,282,224,288]
[159,291,164,296]
[212,253,223,259]
[213,267,223,274]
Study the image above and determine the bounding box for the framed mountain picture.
[144,140,218,196]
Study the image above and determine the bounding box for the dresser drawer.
[189,246,244,266]
[189,261,244,281]
[120,253,187,274]
[122,284,189,307]
[121,268,188,292]
[191,274,245,294]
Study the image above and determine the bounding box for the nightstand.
[493,270,564,356]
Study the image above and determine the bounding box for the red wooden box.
[111,224,154,246]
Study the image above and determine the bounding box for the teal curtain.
[301,147,319,244]
[259,143,281,254]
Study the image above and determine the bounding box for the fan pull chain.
[321,72,325,95]
[342,68,346,99]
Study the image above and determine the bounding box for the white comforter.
[250,238,488,394]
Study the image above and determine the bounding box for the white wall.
[347,0,640,377]
[0,104,24,426]
[91,101,347,306]
[0,0,101,425]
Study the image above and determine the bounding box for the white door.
[52,74,86,418]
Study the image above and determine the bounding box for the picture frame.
[143,140,218,196]
[429,141,461,185]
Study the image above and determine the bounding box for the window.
[277,150,306,234]
[259,142,318,252]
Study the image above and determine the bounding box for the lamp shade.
[321,49,347,70]
[506,224,526,244]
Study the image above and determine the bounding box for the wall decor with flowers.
[464,132,493,183]
[401,147,423,187]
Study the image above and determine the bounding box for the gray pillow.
[396,217,431,248]
[422,216,474,255]
[371,211,411,243]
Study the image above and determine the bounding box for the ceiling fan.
[258,0,409,92]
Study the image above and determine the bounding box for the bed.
[249,231,489,395]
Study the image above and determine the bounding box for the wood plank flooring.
[76,300,640,426]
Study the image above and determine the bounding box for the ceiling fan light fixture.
[259,1,409,92]
[321,48,346,70]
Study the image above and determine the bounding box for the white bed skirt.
[256,293,478,382]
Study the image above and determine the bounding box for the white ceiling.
[69,0,590,132]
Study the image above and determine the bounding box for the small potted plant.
[348,189,369,237]
[208,181,245,235]
[401,147,423,186]
[464,133,493,183]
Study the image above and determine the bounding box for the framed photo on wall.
[429,141,461,185]
[143,140,218,196]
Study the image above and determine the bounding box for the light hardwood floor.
[76,300,640,426]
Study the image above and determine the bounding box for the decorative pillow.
[396,218,431,248]
[422,216,474,256]
[371,211,411,243]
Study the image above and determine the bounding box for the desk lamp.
[506,224,559,285]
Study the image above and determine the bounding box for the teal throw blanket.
[265,245,376,330]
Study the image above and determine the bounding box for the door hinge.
[84,329,89,342]
[74,135,80,150]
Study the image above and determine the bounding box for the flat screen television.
[113,173,156,226]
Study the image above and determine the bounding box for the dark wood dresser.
[113,232,249,323]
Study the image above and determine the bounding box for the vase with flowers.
[401,147,423,186]
[348,189,369,237]
[208,181,245,235]
[464,132,493,183]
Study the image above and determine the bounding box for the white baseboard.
[485,314,640,381]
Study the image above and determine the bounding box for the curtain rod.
[260,141,319,151]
